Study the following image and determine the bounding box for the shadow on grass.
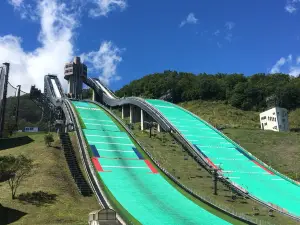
[0,136,34,150]
[0,172,13,183]
[0,204,27,225]
[18,191,57,207]
[290,128,300,132]
[51,146,61,150]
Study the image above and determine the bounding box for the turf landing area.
[147,99,300,217]
[72,101,230,225]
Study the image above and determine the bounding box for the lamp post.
[15,85,21,131]
[212,165,224,195]
[213,168,218,195]
[144,121,157,138]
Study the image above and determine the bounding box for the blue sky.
[0,0,300,92]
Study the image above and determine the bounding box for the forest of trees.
[115,71,300,111]
[3,95,47,134]
[3,71,300,135]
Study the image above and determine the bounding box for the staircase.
[59,132,93,196]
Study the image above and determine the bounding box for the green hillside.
[178,100,259,129]
[0,133,99,225]
[3,95,47,135]
[116,71,300,111]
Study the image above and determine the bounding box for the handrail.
[86,100,275,225]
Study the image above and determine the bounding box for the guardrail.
[86,100,277,225]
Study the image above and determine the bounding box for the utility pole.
[0,63,9,138]
[213,168,218,195]
[15,85,21,131]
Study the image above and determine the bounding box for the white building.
[259,107,289,132]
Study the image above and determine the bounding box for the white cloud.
[285,0,300,13]
[179,13,198,28]
[217,42,222,48]
[89,0,127,17]
[225,21,235,30]
[8,0,23,8]
[8,0,38,20]
[213,30,220,36]
[0,0,76,92]
[289,67,300,76]
[225,33,233,42]
[81,41,124,85]
[285,4,297,13]
[270,54,300,76]
[223,22,235,42]
[1,0,125,92]
[270,57,287,73]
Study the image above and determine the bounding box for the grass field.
[0,133,99,225]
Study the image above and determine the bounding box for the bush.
[44,133,54,147]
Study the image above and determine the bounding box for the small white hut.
[259,107,289,132]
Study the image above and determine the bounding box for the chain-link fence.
[2,81,47,137]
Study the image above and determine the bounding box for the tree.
[0,156,15,181]
[0,155,34,199]
[44,133,54,147]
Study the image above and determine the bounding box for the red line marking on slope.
[92,157,104,172]
[207,158,218,169]
[253,161,274,175]
[144,160,158,174]
[99,156,142,160]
